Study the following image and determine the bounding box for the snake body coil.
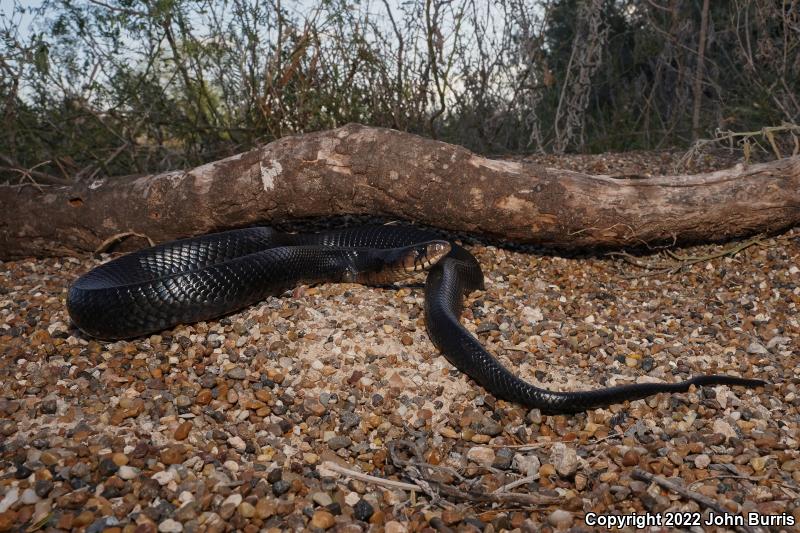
[67,225,765,414]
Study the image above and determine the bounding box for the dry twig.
[94,232,156,254]
[318,461,420,492]
[678,123,800,170]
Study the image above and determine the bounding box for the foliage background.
[1,0,797,182]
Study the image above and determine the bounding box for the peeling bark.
[1,123,799,259]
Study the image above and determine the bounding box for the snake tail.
[424,243,766,414]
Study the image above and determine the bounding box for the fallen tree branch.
[1,124,799,259]
[318,460,421,492]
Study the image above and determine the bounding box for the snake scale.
[67,225,766,414]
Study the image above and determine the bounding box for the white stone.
[513,453,541,478]
[152,470,175,485]
[713,419,738,440]
[223,493,243,507]
[158,518,183,533]
[0,487,19,513]
[227,436,247,451]
[20,488,40,505]
[344,492,360,506]
[746,342,768,355]
[550,442,579,478]
[466,446,495,466]
[694,454,711,469]
[118,465,139,480]
[548,509,574,529]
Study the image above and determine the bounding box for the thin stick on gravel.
[631,469,767,533]
[318,461,420,491]
[493,474,538,493]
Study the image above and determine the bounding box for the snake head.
[356,240,451,285]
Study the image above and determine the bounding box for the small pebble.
[158,518,183,533]
[548,509,574,529]
[353,499,374,521]
[311,510,335,529]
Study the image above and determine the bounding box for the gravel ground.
[1,151,799,533]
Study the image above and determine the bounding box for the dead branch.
[1,124,799,260]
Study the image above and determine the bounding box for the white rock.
[223,460,239,472]
[118,465,139,480]
[713,419,738,440]
[766,336,791,349]
[466,446,496,466]
[228,436,247,451]
[158,518,183,533]
[20,488,40,505]
[311,491,333,507]
[694,454,711,469]
[550,442,578,478]
[223,493,243,507]
[0,487,19,513]
[522,306,544,324]
[344,492,360,506]
[548,509,574,529]
[513,453,541,478]
[152,470,175,485]
[747,342,768,355]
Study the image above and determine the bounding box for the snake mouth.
[403,240,451,273]
[356,240,451,285]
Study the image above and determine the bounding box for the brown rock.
[57,513,74,530]
[0,511,18,533]
[39,451,59,465]
[73,510,95,527]
[255,389,272,402]
[311,510,336,529]
[304,398,327,416]
[539,463,556,478]
[160,446,185,465]
[255,498,276,519]
[441,509,463,525]
[57,490,90,509]
[239,502,255,518]
[622,450,640,467]
[134,522,157,533]
[174,421,192,441]
[196,389,212,405]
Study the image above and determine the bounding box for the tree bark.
[1,123,799,260]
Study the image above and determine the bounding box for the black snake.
[67,225,765,414]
